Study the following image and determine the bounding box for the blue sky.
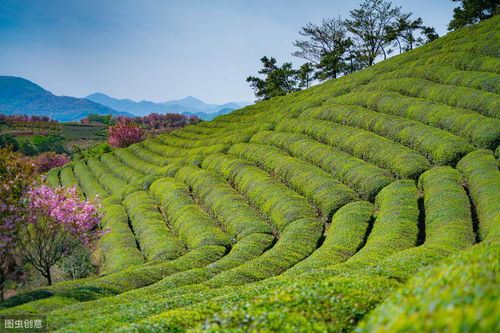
[0,0,457,104]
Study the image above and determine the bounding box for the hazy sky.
[0,0,457,104]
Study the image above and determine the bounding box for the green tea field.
[1,15,499,332]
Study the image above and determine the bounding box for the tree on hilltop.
[385,13,439,54]
[345,0,402,66]
[448,0,500,30]
[247,56,300,100]
[292,17,353,80]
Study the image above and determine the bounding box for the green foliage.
[149,177,230,249]
[228,143,358,218]
[86,157,127,197]
[123,191,185,261]
[355,76,500,118]
[275,118,431,179]
[18,135,67,156]
[73,160,108,198]
[202,153,318,232]
[100,152,144,184]
[457,149,500,240]
[448,0,500,30]
[1,16,498,333]
[302,103,475,165]
[59,247,97,280]
[100,199,144,274]
[418,166,475,250]
[0,134,18,150]
[175,165,273,239]
[250,130,394,199]
[247,56,301,100]
[358,237,499,332]
[288,201,374,274]
[335,90,500,149]
[45,167,61,187]
[73,142,112,160]
[341,179,419,269]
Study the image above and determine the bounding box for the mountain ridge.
[0,76,134,122]
[85,92,251,119]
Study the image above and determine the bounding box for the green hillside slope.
[1,16,499,332]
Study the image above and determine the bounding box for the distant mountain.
[0,76,133,122]
[85,93,251,120]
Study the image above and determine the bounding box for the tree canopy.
[448,0,500,30]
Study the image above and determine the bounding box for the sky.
[0,0,457,104]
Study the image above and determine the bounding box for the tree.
[292,17,353,80]
[247,56,300,100]
[107,118,145,148]
[385,13,439,54]
[19,185,104,285]
[297,63,315,89]
[0,148,37,300]
[345,0,402,66]
[421,26,439,44]
[448,0,500,30]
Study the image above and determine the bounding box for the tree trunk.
[45,267,52,285]
[0,273,5,301]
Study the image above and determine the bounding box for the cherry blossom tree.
[19,185,105,285]
[107,118,145,148]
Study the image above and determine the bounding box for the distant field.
[0,16,499,332]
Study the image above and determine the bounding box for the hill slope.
[1,16,499,332]
[0,77,133,121]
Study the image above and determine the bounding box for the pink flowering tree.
[33,152,71,173]
[19,185,105,285]
[107,118,144,148]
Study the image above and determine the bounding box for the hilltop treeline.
[248,0,498,100]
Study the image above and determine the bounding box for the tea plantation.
[1,16,499,332]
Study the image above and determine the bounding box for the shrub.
[175,165,273,239]
[99,200,144,274]
[418,166,475,250]
[288,201,374,274]
[228,143,358,218]
[342,179,419,269]
[0,148,37,300]
[275,118,431,179]
[335,90,500,149]
[100,153,144,184]
[149,177,230,249]
[73,160,108,199]
[34,152,71,173]
[358,238,499,332]
[107,118,144,148]
[302,103,474,165]
[59,246,97,280]
[251,130,394,200]
[202,153,318,232]
[456,149,500,240]
[122,191,185,261]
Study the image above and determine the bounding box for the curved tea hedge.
[1,15,499,333]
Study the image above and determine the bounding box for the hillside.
[86,93,250,119]
[0,77,133,122]
[1,16,499,332]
